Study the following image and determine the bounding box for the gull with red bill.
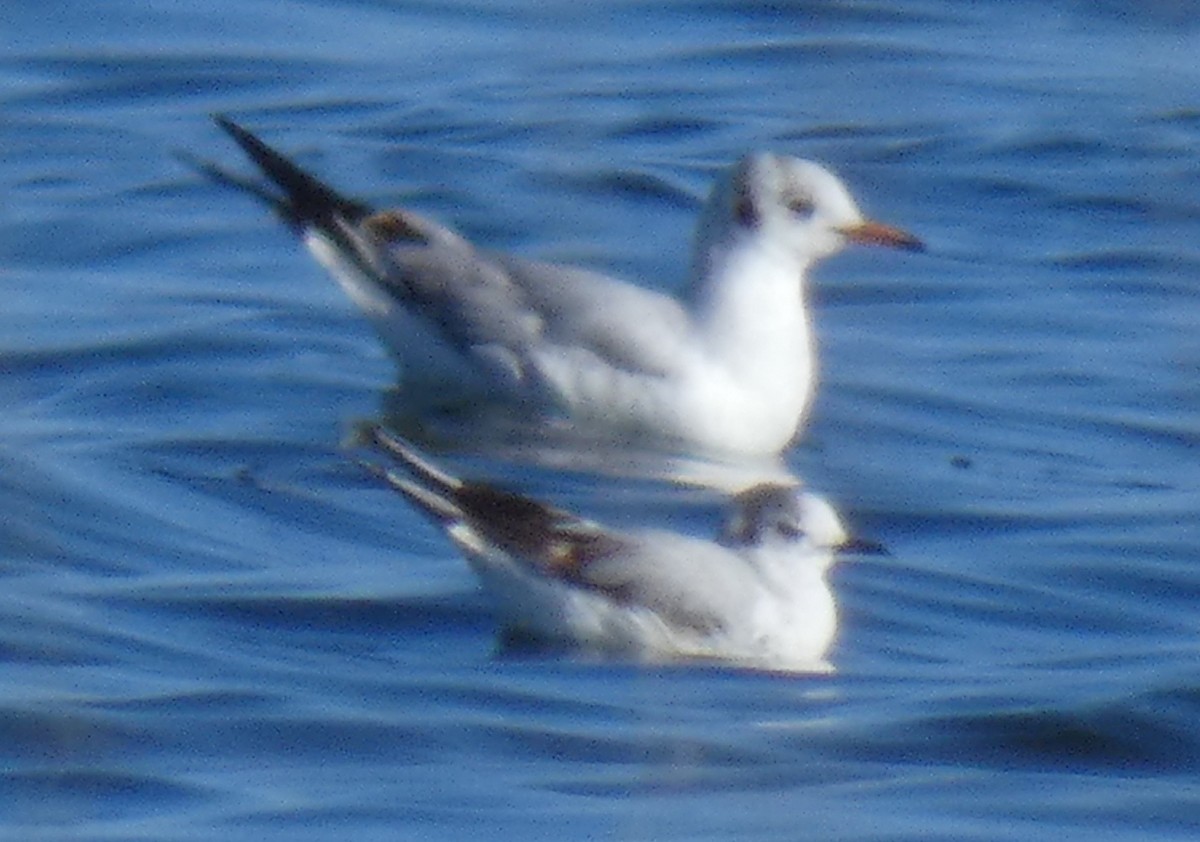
[205,119,922,458]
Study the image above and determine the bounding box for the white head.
[693,153,922,274]
[720,484,848,554]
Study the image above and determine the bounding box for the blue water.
[5,0,1200,838]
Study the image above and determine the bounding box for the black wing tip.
[212,112,241,135]
[174,147,290,213]
[357,458,462,526]
[211,114,278,172]
[353,422,466,497]
[350,420,388,450]
[212,114,286,163]
[351,425,463,525]
[210,114,371,224]
[352,422,414,471]
[212,112,246,141]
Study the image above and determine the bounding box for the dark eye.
[786,196,815,217]
[773,520,805,541]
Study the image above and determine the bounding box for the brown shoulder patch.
[364,210,429,244]
[455,484,624,581]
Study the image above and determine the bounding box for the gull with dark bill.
[206,119,922,457]
[360,425,861,670]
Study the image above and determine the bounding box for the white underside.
[453,525,839,672]
[305,225,816,457]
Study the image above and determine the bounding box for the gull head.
[697,153,923,268]
[719,484,849,553]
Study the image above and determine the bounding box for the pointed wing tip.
[212,113,260,152]
[354,428,464,525]
[211,115,284,170]
[357,423,466,495]
[208,116,370,224]
[175,145,295,219]
[349,420,386,449]
[361,460,463,525]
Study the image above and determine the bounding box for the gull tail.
[209,115,371,231]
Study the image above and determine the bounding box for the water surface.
[4,1,1200,838]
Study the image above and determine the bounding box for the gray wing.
[366,212,694,379]
[383,454,737,636]
[452,490,745,636]
[362,424,637,586]
[481,499,742,635]
[573,531,754,635]
[362,425,742,636]
[210,118,692,382]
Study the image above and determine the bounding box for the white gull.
[361,425,867,670]
[209,118,921,457]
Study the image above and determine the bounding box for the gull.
[207,118,921,457]
[360,425,861,670]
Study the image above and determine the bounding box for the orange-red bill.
[839,220,924,252]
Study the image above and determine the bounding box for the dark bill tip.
[838,535,890,556]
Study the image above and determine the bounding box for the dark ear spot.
[734,187,759,228]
